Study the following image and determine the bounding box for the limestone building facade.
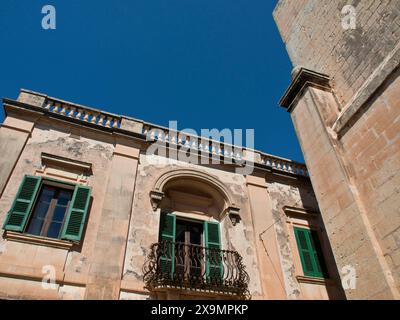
[0,89,345,300]
[274,0,400,299]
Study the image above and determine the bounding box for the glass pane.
[47,222,62,238]
[26,185,73,239]
[57,191,72,206]
[190,224,202,245]
[53,205,67,222]
[34,201,50,219]
[25,186,55,235]
[175,222,185,243]
[27,218,44,236]
[41,187,56,202]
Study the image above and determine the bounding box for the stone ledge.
[296,275,334,286]
[41,152,93,175]
[5,231,74,250]
[0,262,64,283]
[283,206,319,218]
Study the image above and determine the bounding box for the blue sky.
[0,1,302,161]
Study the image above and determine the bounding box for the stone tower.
[274,0,400,299]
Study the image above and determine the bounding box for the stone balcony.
[142,240,250,299]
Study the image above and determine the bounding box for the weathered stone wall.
[273,0,400,106]
[0,90,342,300]
[121,153,342,300]
[274,0,400,299]
[122,154,264,299]
[0,117,115,299]
[267,177,344,300]
[267,179,316,299]
[339,69,400,291]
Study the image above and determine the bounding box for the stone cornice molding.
[279,67,332,113]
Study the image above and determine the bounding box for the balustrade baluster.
[53,102,61,113]
[98,114,105,126]
[68,106,75,118]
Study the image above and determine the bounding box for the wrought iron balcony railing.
[143,241,250,299]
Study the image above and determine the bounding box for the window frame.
[3,175,91,244]
[24,183,74,240]
[293,226,329,279]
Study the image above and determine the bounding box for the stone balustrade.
[142,124,244,160]
[12,89,309,178]
[143,123,309,177]
[260,153,308,176]
[44,97,122,129]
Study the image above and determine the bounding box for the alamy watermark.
[145,121,255,175]
[41,264,57,290]
[341,5,356,30]
[341,265,357,290]
[41,5,56,30]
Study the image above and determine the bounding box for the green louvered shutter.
[294,227,328,278]
[158,212,176,277]
[204,221,222,283]
[61,185,91,241]
[3,175,42,232]
[309,229,329,278]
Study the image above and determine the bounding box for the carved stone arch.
[149,168,240,222]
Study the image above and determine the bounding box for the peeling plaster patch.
[228,216,262,296]
[267,182,318,299]
[28,127,114,162]
[125,266,142,281]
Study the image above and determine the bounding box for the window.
[26,185,73,238]
[3,175,91,242]
[294,227,329,278]
[158,212,222,281]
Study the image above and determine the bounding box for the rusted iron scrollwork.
[143,240,250,299]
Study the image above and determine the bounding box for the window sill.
[296,275,334,286]
[4,231,74,250]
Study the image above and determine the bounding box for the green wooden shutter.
[61,185,91,241]
[3,175,42,232]
[158,212,176,277]
[309,229,329,278]
[204,221,222,283]
[294,227,328,278]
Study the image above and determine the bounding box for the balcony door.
[158,212,222,282]
[175,219,203,278]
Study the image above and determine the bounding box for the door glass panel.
[175,221,186,243]
[189,224,202,245]
[174,219,203,279]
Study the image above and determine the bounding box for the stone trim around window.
[296,275,335,286]
[283,206,331,282]
[4,230,74,250]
